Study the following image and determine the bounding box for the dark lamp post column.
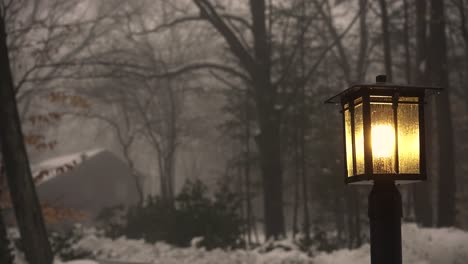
[369,180,403,264]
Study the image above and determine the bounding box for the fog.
[0,0,467,262]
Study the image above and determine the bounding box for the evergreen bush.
[97,179,245,249]
[49,226,93,261]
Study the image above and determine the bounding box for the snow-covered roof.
[31,148,105,185]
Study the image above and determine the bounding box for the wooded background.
[0,0,467,258]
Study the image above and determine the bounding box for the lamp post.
[325,75,441,264]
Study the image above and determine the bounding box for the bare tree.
[413,0,433,227]
[454,0,468,108]
[310,0,365,247]
[185,0,362,240]
[0,7,53,263]
[429,0,456,227]
[0,3,121,261]
[378,0,393,81]
[6,0,120,112]
[69,103,146,205]
[179,0,284,239]
[70,1,197,205]
[0,159,13,264]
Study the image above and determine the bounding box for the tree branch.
[193,0,256,75]
[131,13,252,35]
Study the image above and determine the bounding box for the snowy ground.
[13,223,468,264]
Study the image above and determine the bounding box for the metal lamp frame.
[326,83,442,184]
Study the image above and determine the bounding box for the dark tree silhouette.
[192,0,285,239]
[429,0,456,227]
[378,0,393,81]
[413,0,433,227]
[0,12,53,264]
[0,163,13,264]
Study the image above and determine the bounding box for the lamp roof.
[325,82,443,104]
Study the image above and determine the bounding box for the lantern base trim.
[345,173,426,184]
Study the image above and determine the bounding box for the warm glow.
[343,99,421,176]
[398,132,420,173]
[397,103,420,173]
[371,124,395,158]
[345,109,354,176]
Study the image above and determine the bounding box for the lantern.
[325,75,442,184]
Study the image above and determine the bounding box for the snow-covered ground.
[11,223,468,264]
[12,223,467,264]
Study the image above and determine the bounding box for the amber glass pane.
[370,101,396,174]
[344,109,354,176]
[399,97,419,102]
[370,95,392,102]
[354,104,365,175]
[398,103,420,173]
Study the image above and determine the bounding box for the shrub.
[49,225,93,261]
[95,204,127,239]
[125,196,176,243]
[98,179,245,249]
[170,179,245,249]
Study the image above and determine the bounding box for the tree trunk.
[251,0,285,238]
[244,91,253,246]
[457,0,468,110]
[346,188,362,248]
[193,0,285,239]
[356,0,368,82]
[0,163,13,264]
[378,0,393,81]
[299,0,310,245]
[403,0,411,83]
[402,0,413,219]
[165,83,178,204]
[346,189,355,248]
[300,105,310,245]
[0,211,13,264]
[429,0,456,227]
[292,118,300,240]
[122,149,144,206]
[257,108,285,239]
[0,14,53,264]
[353,189,362,246]
[333,194,345,244]
[349,1,368,246]
[413,0,433,227]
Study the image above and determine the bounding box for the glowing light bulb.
[371,124,395,158]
